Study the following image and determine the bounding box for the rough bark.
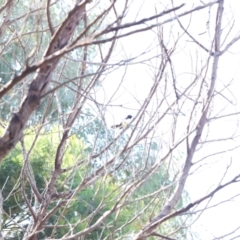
[0,0,91,162]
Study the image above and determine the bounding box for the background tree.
[1,0,240,239]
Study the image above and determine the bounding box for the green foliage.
[0,122,189,239]
[0,1,190,237]
[0,126,85,236]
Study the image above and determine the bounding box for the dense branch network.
[0,0,240,239]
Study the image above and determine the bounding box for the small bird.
[111,115,132,129]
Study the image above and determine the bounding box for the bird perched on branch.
[111,115,132,129]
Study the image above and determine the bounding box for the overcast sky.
[94,1,240,238]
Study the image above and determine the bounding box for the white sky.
[94,0,240,239]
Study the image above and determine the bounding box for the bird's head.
[126,115,132,119]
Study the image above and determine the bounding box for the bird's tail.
[111,124,121,129]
